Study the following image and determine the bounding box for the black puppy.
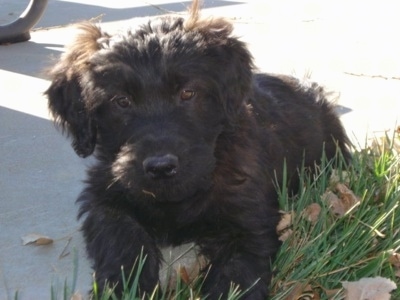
[46,1,350,298]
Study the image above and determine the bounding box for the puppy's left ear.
[185,8,254,117]
[45,23,109,157]
[216,35,254,117]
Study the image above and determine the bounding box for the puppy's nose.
[143,154,179,179]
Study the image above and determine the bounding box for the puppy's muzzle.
[142,154,179,179]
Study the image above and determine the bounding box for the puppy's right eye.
[112,96,131,109]
[180,89,196,101]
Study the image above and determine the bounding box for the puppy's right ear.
[46,73,97,158]
[45,23,109,158]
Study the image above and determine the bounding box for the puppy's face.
[46,16,253,202]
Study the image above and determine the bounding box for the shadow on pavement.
[0,41,63,79]
[0,106,91,299]
[35,0,243,28]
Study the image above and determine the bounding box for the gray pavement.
[1,0,399,299]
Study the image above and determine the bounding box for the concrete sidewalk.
[1,0,399,299]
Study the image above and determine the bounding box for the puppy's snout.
[143,154,179,179]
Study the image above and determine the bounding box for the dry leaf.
[278,229,293,242]
[299,284,320,300]
[70,292,84,300]
[323,288,341,298]
[303,203,321,224]
[282,282,305,300]
[323,191,345,216]
[21,233,53,246]
[342,277,396,300]
[336,183,360,213]
[324,184,360,217]
[277,212,294,241]
[283,283,319,300]
[335,183,356,197]
[388,253,400,268]
[389,253,400,278]
[277,212,294,232]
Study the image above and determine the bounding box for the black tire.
[0,0,48,44]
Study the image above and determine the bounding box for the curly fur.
[45,1,350,298]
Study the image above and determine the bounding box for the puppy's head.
[46,0,254,201]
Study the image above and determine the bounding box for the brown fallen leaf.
[388,252,400,268]
[342,277,396,300]
[70,292,84,300]
[323,288,341,298]
[282,282,305,300]
[335,183,356,197]
[336,183,360,213]
[277,211,294,242]
[323,183,360,217]
[395,269,400,278]
[299,284,320,300]
[323,191,344,216]
[21,233,53,246]
[303,203,321,224]
[277,211,294,232]
[278,229,293,242]
[388,252,400,278]
[283,283,319,300]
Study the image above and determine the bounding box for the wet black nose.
[143,154,179,179]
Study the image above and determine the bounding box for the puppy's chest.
[133,202,215,244]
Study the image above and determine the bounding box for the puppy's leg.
[200,228,278,300]
[81,206,161,296]
[202,257,271,300]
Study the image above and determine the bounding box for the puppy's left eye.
[112,96,131,108]
[180,90,196,101]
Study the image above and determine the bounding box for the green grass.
[38,131,400,299]
[88,252,248,300]
[271,131,400,299]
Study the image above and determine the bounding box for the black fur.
[45,9,350,299]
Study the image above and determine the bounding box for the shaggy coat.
[46,2,350,299]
